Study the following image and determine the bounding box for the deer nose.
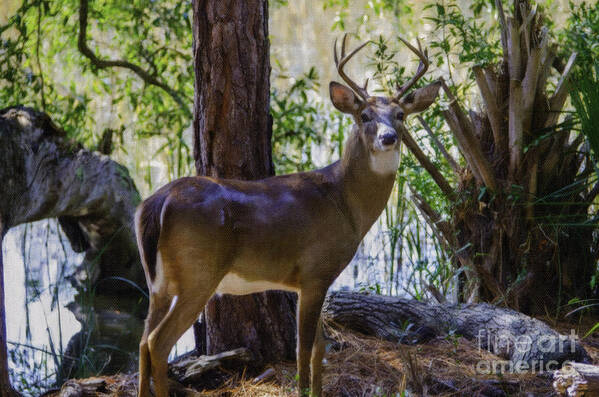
[380,132,398,146]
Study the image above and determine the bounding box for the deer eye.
[396,111,404,121]
[361,113,371,123]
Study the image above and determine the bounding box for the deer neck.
[334,129,397,238]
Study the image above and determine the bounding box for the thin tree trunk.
[192,0,296,366]
[0,218,19,397]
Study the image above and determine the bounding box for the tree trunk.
[192,0,297,366]
[0,218,19,396]
[0,107,145,380]
[323,291,590,369]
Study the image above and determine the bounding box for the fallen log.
[553,362,599,396]
[170,347,252,383]
[323,291,590,370]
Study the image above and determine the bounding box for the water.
[4,221,81,394]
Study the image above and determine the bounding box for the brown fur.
[136,188,170,281]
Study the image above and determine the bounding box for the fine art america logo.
[475,329,579,374]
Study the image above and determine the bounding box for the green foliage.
[566,1,599,165]
[370,35,403,95]
[571,65,599,164]
[271,63,353,174]
[322,0,413,32]
[0,0,194,180]
[271,65,324,173]
[366,0,413,20]
[564,1,599,70]
[323,0,350,31]
[425,1,501,70]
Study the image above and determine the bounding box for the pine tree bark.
[192,0,297,366]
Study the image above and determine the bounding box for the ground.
[42,317,599,397]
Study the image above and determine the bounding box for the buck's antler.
[394,36,429,100]
[334,34,371,100]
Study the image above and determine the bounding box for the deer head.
[329,35,441,173]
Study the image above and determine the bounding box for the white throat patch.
[369,149,400,175]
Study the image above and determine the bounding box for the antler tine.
[333,33,371,100]
[395,36,430,100]
[341,33,348,59]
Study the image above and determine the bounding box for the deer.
[135,34,440,397]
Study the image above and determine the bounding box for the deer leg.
[310,316,325,396]
[147,290,214,397]
[297,288,326,396]
[138,293,172,397]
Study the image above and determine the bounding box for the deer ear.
[330,82,362,114]
[398,81,441,116]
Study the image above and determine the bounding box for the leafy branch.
[77,0,191,118]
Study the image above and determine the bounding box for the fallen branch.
[55,378,106,397]
[553,362,599,396]
[170,347,252,383]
